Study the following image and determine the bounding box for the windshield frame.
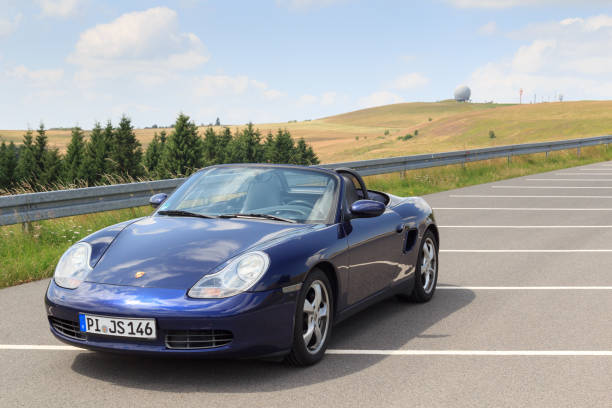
[154,164,342,225]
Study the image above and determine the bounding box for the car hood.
[85,216,312,290]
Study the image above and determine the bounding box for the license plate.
[79,314,156,339]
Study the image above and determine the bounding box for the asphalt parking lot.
[2,160,612,407]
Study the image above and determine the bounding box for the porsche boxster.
[45,164,439,365]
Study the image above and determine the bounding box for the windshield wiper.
[218,213,297,223]
[157,210,216,219]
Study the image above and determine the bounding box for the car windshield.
[157,166,339,224]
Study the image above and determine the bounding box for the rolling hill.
[2,100,612,164]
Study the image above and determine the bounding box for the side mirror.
[149,193,168,208]
[350,200,385,218]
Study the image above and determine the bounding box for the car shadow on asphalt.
[70,288,474,392]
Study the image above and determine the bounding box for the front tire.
[402,229,438,303]
[285,269,333,366]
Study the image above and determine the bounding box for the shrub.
[489,130,496,139]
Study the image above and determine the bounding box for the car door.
[341,175,406,306]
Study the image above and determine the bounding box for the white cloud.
[447,0,610,8]
[298,94,318,104]
[320,91,337,105]
[297,91,340,106]
[5,65,64,84]
[68,7,208,84]
[37,0,82,17]
[479,21,497,35]
[264,89,285,100]
[391,72,429,90]
[511,39,555,73]
[0,13,22,38]
[469,14,612,102]
[195,74,284,101]
[196,75,250,96]
[357,91,403,108]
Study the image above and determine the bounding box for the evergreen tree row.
[0,113,319,191]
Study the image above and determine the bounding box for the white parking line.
[2,345,612,356]
[561,169,612,171]
[326,349,612,356]
[527,178,612,181]
[0,345,79,351]
[449,194,612,198]
[439,225,612,228]
[557,173,612,176]
[433,207,612,211]
[492,186,612,189]
[440,249,612,252]
[437,286,612,290]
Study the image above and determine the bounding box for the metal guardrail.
[1,135,611,226]
[317,135,612,176]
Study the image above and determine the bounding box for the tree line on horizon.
[0,113,319,192]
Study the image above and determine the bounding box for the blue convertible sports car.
[46,164,439,365]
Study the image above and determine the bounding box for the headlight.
[54,242,93,289]
[188,251,270,299]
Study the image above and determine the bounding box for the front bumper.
[45,280,298,358]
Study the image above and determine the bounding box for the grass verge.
[1,144,611,288]
[366,145,612,196]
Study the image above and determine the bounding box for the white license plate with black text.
[79,313,156,339]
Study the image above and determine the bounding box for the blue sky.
[1,0,612,129]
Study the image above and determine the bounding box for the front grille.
[165,329,233,349]
[50,317,86,340]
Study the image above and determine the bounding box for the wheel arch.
[426,223,439,247]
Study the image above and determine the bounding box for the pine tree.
[34,123,48,176]
[110,116,143,178]
[102,121,114,174]
[263,132,275,163]
[161,113,204,176]
[5,142,18,187]
[63,126,86,183]
[215,117,221,126]
[0,142,16,188]
[202,127,219,165]
[40,148,62,187]
[229,123,263,163]
[143,131,166,177]
[296,138,319,165]
[270,129,296,164]
[217,127,233,163]
[15,130,37,184]
[80,122,110,184]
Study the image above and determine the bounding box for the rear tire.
[285,269,333,366]
[400,229,438,303]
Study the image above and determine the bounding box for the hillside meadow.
[2,100,612,163]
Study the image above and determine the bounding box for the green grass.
[0,206,151,288]
[366,144,612,196]
[1,144,611,288]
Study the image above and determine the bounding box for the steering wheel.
[286,200,312,207]
[272,207,309,217]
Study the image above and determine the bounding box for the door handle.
[396,223,406,233]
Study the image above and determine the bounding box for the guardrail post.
[22,221,32,233]
[577,146,581,157]
[545,151,549,159]
[507,155,511,165]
